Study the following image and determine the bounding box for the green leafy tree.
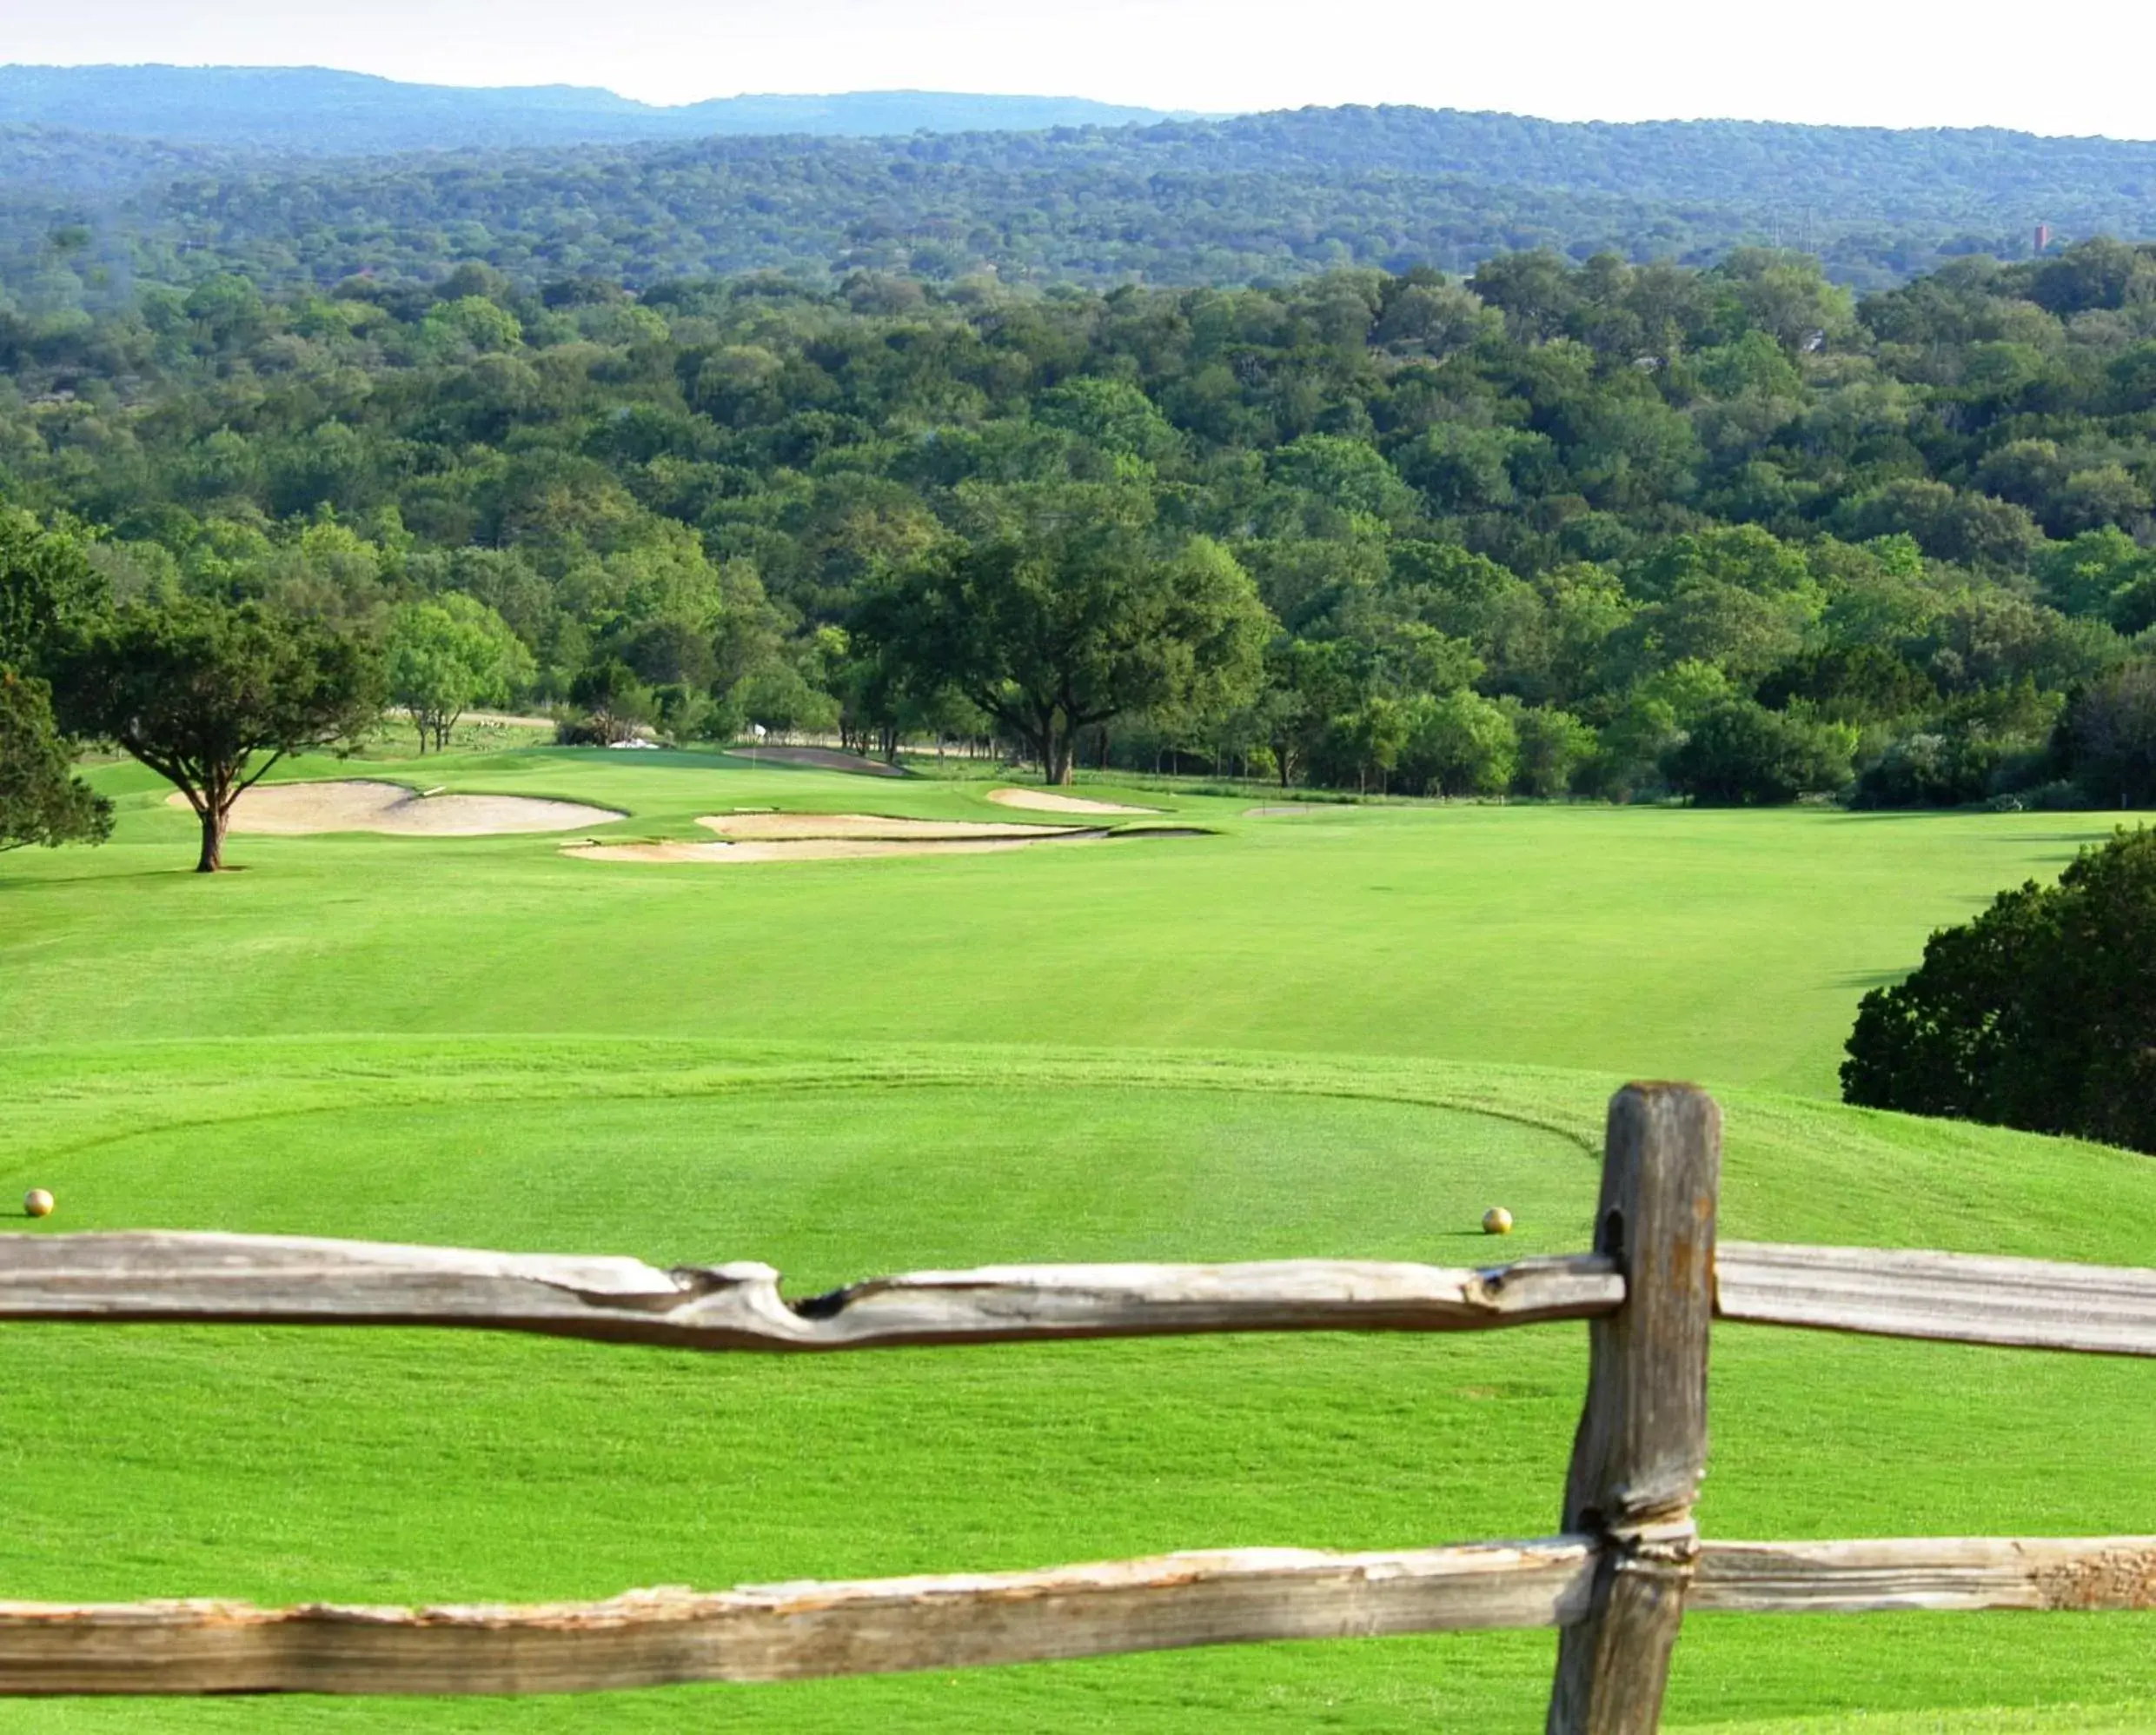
[50,598,383,872]
[1399,688,1519,796]
[2059,659,2156,806]
[0,509,105,673]
[864,493,1270,784]
[1512,705,1597,798]
[1842,828,2156,1152]
[0,668,111,851]
[565,659,654,747]
[1661,699,1856,806]
[387,595,529,751]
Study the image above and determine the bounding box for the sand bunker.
[987,788,1158,815]
[569,807,1112,864]
[732,745,907,778]
[700,812,1078,841]
[177,781,623,837]
[567,835,1100,864]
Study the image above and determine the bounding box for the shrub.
[1841,828,2156,1152]
[2057,658,2156,806]
[1661,700,1856,805]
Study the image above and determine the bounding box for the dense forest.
[0,68,1174,154]
[5,237,2156,805]
[10,100,2156,315]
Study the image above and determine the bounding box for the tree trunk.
[196,803,227,874]
[1045,727,1075,787]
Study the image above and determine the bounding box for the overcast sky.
[8,0,2155,140]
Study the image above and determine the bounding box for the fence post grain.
[1547,1083,1721,1735]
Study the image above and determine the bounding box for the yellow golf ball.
[23,1189,55,1220]
[1482,1206,1514,1235]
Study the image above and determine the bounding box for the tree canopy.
[0,668,110,852]
[3,242,2156,805]
[1842,828,2156,1153]
[51,597,382,871]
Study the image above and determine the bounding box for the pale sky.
[6,0,2156,140]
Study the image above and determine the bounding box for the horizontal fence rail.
[3,1535,2150,1697]
[1716,1241,2156,1357]
[3,1085,2150,1727]
[5,1232,2151,1358]
[0,1233,1622,1349]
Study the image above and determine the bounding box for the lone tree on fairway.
[860,488,1270,784]
[1841,827,2156,1153]
[52,597,382,872]
[0,668,111,852]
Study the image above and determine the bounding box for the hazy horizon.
[4,0,2154,142]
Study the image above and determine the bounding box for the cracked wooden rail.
[0,1535,2149,1696]
[5,1234,2153,1355]
[0,1233,1623,1349]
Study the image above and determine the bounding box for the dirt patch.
[700,812,1081,841]
[988,788,1159,816]
[176,781,623,837]
[729,746,908,777]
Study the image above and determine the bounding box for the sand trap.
[176,780,623,837]
[988,788,1158,815]
[700,812,1079,841]
[567,835,1101,864]
[731,745,908,778]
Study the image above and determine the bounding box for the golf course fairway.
[2,748,2150,1731]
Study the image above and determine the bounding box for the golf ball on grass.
[23,1189,55,1219]
[1482,1207,1513,1235]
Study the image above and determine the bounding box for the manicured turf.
[0,748,2122,1093]
[1,752,2149,1731]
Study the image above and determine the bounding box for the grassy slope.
[2,748,2120,1090]
[0,751,2149,1732]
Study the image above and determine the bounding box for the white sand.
[175,781,623,837]
[698,812,1081,841]
[987,788,1158,815]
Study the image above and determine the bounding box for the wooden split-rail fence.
[2,1083,2152,1728]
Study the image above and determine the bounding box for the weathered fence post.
[1548,1083,1721,1735]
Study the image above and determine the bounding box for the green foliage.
[1662,699,1858,805]
[386,595,528,751]
[564,658,655,746]
[2,243,2154,801]
[1843,828,2156,1152]
[49,595,383,869]
[2058,659,2156,806]
[0,509,105,673]
[14,100,2156,306]
[0,666,110,850]
[1398,688,1518,796]
[861,492,1269,784]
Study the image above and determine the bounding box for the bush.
[1397,689,1517,796]
[1841,828,2156,1152]
[1661,700,1856,805]
[1852,729,2001,808]
[2057,658,2156,805]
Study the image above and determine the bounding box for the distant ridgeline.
[3,74,2156,305]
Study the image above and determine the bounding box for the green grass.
[0,751,2150,1731]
